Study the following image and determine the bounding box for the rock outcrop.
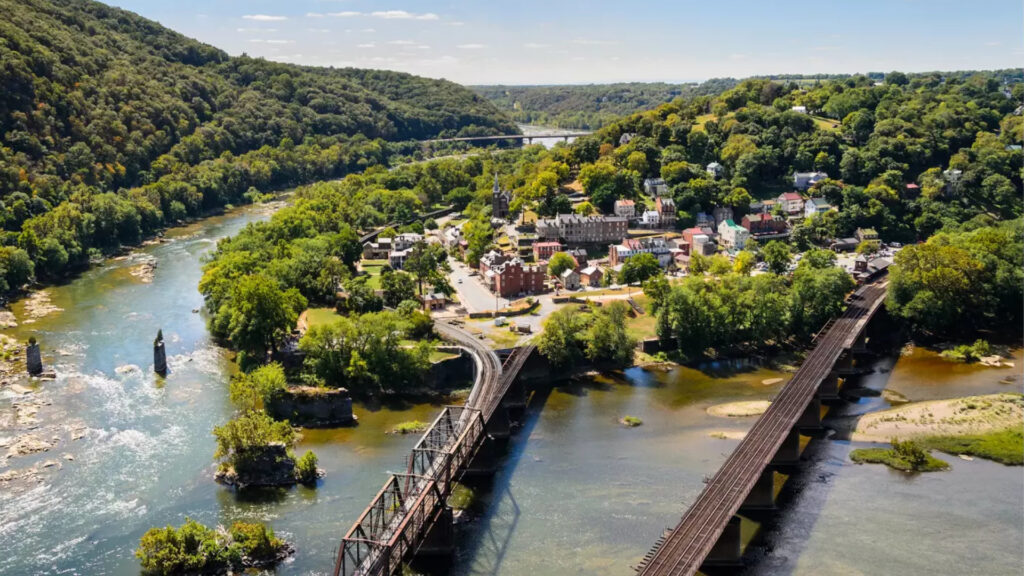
[215,442,296,488]
[267,387,354,427]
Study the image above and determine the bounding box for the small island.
[850,439,949,472]
[136,518,293,574]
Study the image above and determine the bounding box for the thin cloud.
[357,43,376,48]
[370,10,440,20]
[388,40,416,45]
[306,13,325,18]
[523,43,549,49]
[249,39,295,44]
[237,27,277,33]
[328,11,361,17]
[457,43,486,49]
[243,14,288,21]
[571,38,618,46]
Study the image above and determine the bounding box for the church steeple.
[493,172,500,194]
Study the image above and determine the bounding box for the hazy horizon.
[106,0,1024,85]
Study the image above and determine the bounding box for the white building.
[791,105,808,114]
[717,219,749,250]
[640,210,661,228]
[706,162,724,179]
[777,192,805,215]
[803,197,831,218]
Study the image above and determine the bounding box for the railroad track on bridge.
[636,280,888,576]
[333,321,533,576]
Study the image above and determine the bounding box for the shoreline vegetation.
[136,519,293,575]
[852,394,1024,466]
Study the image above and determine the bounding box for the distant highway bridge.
[635,277,889,576]
[332,321,536,576]
[422,131,591,146]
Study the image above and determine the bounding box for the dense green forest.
[472,79,738,129]
[0,0,515,290]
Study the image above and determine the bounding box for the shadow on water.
[736,340,901,576]
[437,385,555,576]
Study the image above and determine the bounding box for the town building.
[363,232,423,263]
[441,227,462,249]
[608,236,672,267]
[492,173,511,219]
[695,212,715,228]
[712,206,733,227]
[566,248,589,269]
[741,213,789,240]
[682,226,715,247]
[420,292,447,311]
[614,199,636,219]
[619,132,635,146]
[706,162,724,179]
[580,266,603,288]
[532,241,563,262]
[777,192,805,215]
[717,219,750,250]
[791,105,808,114]
[855,227,879,243]
[479,251,546,297]
[559,268,580,290]
[793,171,827,190]
[362,236,392,260]
[640,210,660,228]
[655,197,677,228]
[388,248,411,270]
[803,197,831,218]
[536,214,629,244]
[643,178,669,197]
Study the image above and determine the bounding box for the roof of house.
[721,219,744,230]
[580,266,601,276]
[808,197,830,207]
[561,268,578,278]
[534,241,563,248]
[707,162,722,169]
[615,199,636,206]
[644,177,666,185]
[780,192,803,201]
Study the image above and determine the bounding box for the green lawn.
[360,261,387,290]
[810,115,841,131]
[302,307,339,330]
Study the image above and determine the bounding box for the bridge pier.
[463,436,504,478]
[415,506,455,557]
[796,398,823,431]
[740,470,777,512]
[701,515,743,568]
[771,430,802,467]
[816,373,842,402]
[485,407,512,439]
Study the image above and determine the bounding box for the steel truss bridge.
[333,321,535,576]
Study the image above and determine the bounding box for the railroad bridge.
[332,321,536,576]
[422,132,591,147]
[636,278,889,576]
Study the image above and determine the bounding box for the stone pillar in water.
[154,329,168,376]
[26,338,42,376]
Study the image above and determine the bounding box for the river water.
[0,199,1020,575]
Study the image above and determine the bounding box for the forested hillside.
[473,80,737,129]
[0,0,514,288]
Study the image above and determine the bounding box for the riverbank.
[852,393,1023,443]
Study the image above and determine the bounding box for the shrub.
[136,518,239,575]
[295,450,319,484]
[229,522,282,561]
[620,415,643,427]
[392,420,429,434]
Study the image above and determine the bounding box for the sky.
[109,0,1024,85]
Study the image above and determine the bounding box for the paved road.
[449,260,501,313]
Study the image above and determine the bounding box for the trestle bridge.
[332,321,535,576]
[636,278,889,576]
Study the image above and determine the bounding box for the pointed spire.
[493,172,499,193]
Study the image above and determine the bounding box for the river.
[0,199,1020,575]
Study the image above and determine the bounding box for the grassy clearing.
[810,115,840,131]
[302,307,339,330]
[429,348,459,363]
[693,113,718,132]
[391,420,429,435]
[922,428,1023,465]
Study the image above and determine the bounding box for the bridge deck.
[334,322,533,576]
[636,280,888,576]
[424,132,590,144]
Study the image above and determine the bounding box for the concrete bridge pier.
[415,506,455,557]
[796,398,823,431]
[740,470,777,512]
[701,515,743,568]
[771,430,802,466]
[816,374,842,402]
[485,407,512,440]
[463,436,504,478]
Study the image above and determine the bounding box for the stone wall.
[267,387,354,427]
[218,442,296,488]
[427,348,474,389]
